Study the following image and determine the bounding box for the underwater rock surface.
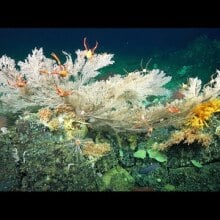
[1,113,220,191]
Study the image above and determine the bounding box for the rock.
[168,162,220,191]
[100,166,135,191]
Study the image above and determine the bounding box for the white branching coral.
[18,48,55,87]
[181,77,202,99]
[18,48,46,76]
[202,70,220,99]
[62,51,74,73]
[79,69,171,111]
[0,55,19,85]
[0,55,16,73]
[2,44,220,133]
[71,49,115,88]
[0,47,115,113]
[181,70,220,102]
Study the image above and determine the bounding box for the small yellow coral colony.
[186,99,220,129]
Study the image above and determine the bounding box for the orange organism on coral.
[7,74,27,89]
[50,52,68,77]
[54,85,73,97]
[186,99,220,129]
[167,106,181,113]
[39,53,68,78]
[38,108,53,122]
[83,37,98,59]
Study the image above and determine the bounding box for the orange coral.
[186,99,220,129]
[38,108,53,122]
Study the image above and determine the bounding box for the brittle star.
[83,37,98,59]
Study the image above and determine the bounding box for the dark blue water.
[1,28,220,79]
[1,28,220,59]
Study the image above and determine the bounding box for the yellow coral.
[186,99,220,129]
[47,118,60,131]
[63,115,88,140]
[82,141,111,158]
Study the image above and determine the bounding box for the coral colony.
[1,38,220,152]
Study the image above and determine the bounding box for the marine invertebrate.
[7,74,27,89]
[82,141,111,158]
[40,52,69,78]
[83,37,98,59]
[62,114,88,140]
[153,128,212,151]
[167,105,180,113]
[47,118,60,131]
[0,46,115,112]
[2,42,220,135]
[54,85,73,97]
[38,108,53,122]
[71,137,85,153]
[186,99,220,129]
[54,104,75,115]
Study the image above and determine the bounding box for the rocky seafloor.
[1,111,220,192]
